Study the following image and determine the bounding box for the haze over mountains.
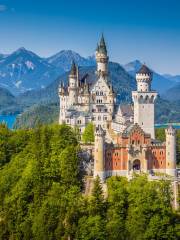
[163,74,180,83]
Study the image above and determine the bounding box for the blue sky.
[0,0,180,74]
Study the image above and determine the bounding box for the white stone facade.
[59,35,123,134]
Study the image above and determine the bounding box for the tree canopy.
[82,122,95,144]
[0,124,179,239]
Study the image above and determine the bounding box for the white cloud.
[0,4,7,12]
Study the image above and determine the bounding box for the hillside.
[163,74,180,83]
[155,98,180,123]
[0,87,15,106]
[162,83,180,101]
[14,103,59,129]
[0,87,22,114]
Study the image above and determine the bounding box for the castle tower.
[68,61,78,106]
[59,82,67,124]
[95,34,109,75]
[94,126,105,181]
[132,65,157,139]
[83,80,90,112]
[165,125,177,177]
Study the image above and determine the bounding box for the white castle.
[59,35,133,136]
[59,35,177,181]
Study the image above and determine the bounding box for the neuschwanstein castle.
[59,35,177,181]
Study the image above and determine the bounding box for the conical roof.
[137,64,152,75]
[96,43,99,52]
[70,60,77,75]
[98,34,107,54]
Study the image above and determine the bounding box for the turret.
[94,126,105,181]
[136,64,152,92]
[59,82,65,95]
[132,64,157,139]
[95,34,109,75]
[68,61,78,106]
[83,79,90,111]
[59,82,67,124]
[165,125,176,177]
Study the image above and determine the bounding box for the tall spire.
[100,34,106,46]
[95,34,109,75]
[98,34,107,54]
[96,43,99,52]
[70,60,77,75]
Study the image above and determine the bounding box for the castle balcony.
[96,104,105,108]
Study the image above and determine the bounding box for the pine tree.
[82,123,94,144]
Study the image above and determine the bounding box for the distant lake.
[155,124,180,129]
[0,115,17,129]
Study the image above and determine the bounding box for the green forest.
[0,123,179,239]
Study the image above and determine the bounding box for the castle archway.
[133,159,141,170]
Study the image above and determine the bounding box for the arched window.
[150,95,154,103]
[139,95,144,103]
[145,95,149,103]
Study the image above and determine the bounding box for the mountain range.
[0,49,95,95]
[0,48,179,96]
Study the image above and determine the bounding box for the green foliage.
[126,175,178,240]
[76,176,107,240]
[90,176,106,216]
[0,124,81,239]
[82,122,94,144]
[0,126,179,239]
[76,215,106,240]
[106,177,128,240]
[155,128,166,142]
[0,123,31,167]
